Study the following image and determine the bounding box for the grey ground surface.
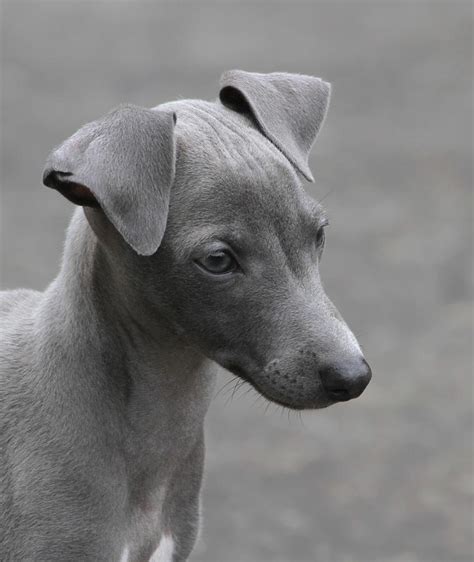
[1,2,472,561]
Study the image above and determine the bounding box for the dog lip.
[225,363,323,410]
[269,396,306,410]
[225,362,249,380]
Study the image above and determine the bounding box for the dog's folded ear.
[43,104,176,256]
[219,70,331,182]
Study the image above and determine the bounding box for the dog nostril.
[320,357,372,402]
[325,387,351,401]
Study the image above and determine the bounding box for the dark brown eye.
[316,226,326,247]
[196,250,237,275]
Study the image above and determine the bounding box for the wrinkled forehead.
[162,100,321,236]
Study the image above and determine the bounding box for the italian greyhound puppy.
[0,70,371,561]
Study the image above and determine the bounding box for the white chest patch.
[120,535,175,562]
[119,546,130,562]
[149,534,175,562]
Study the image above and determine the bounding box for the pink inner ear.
[61,181,99,207]
[44,169,100,208]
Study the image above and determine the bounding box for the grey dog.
[0,70,371,562]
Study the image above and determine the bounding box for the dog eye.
[196,250,237,275]
[316,225,326,248]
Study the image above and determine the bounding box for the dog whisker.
[213,375,239,400]
[315,185,337,205]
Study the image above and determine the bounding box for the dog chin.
[270,395,335,410]
[262,393,332,411]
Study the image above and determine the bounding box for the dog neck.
[44,209,216,474]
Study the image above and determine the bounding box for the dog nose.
[320,357,372,402]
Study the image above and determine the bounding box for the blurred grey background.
[1,2,472,561]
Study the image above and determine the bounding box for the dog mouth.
[226,362,249,381]
[224,362,329,411]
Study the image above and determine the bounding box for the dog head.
[43,70,371,409]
